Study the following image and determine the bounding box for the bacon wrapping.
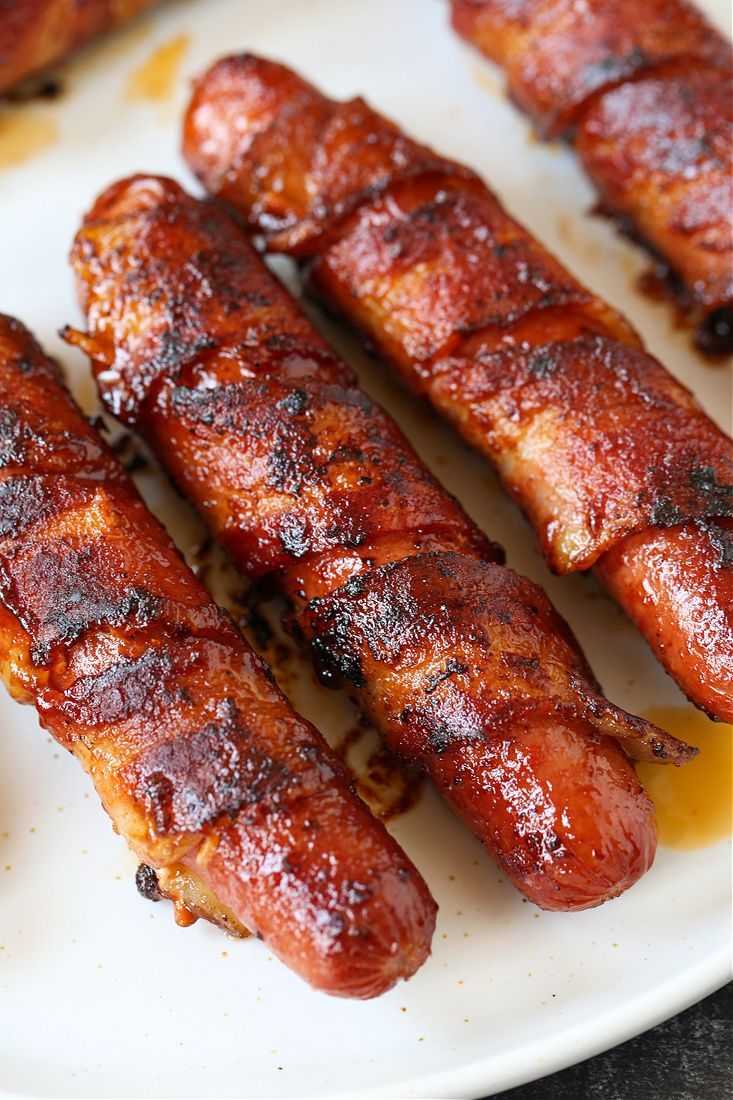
[0,314,436,998]
[0,1,163,95]
[66,174,696,914]
[449,0,733,354]
[181,55,733,723]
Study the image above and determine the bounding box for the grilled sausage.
[181,55,733,722]
[449,0,733,355]
[0,313,436,998]
[66,174,695,912]
[0,1,163,95]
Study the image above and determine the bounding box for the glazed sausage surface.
[0,0,162,95]
[181,55,733,722]
[0,314,436,998]
[450,0,733,353]
[67,175,697,912]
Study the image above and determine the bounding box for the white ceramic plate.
[0,2,730,1097]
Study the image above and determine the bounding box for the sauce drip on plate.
[638,707,732,849]
[0,109,56,169]
[126,34,190,102]
[337,718,424,821]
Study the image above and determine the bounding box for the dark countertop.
[487,983,732,1100]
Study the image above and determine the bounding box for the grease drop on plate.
[638,707,732,849]
[337,718,424,820]
[0,109,56,169]
[471,65,501,98]
[126,34,190,102]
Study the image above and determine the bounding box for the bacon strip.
[449,0,733,355]
[66,174,687,912]
[181,55,733,722]
[0,1,163,95]
[0,313,435,998]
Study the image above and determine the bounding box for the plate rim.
[0,2,730,1097]
[349,944,731,1099]
[0,955,729,1099]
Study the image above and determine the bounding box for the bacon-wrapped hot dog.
[182,55,733,723]
[449,0,733,354]
[67,175,694,913]
[0,1,163,95]
[0,314,435,998]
